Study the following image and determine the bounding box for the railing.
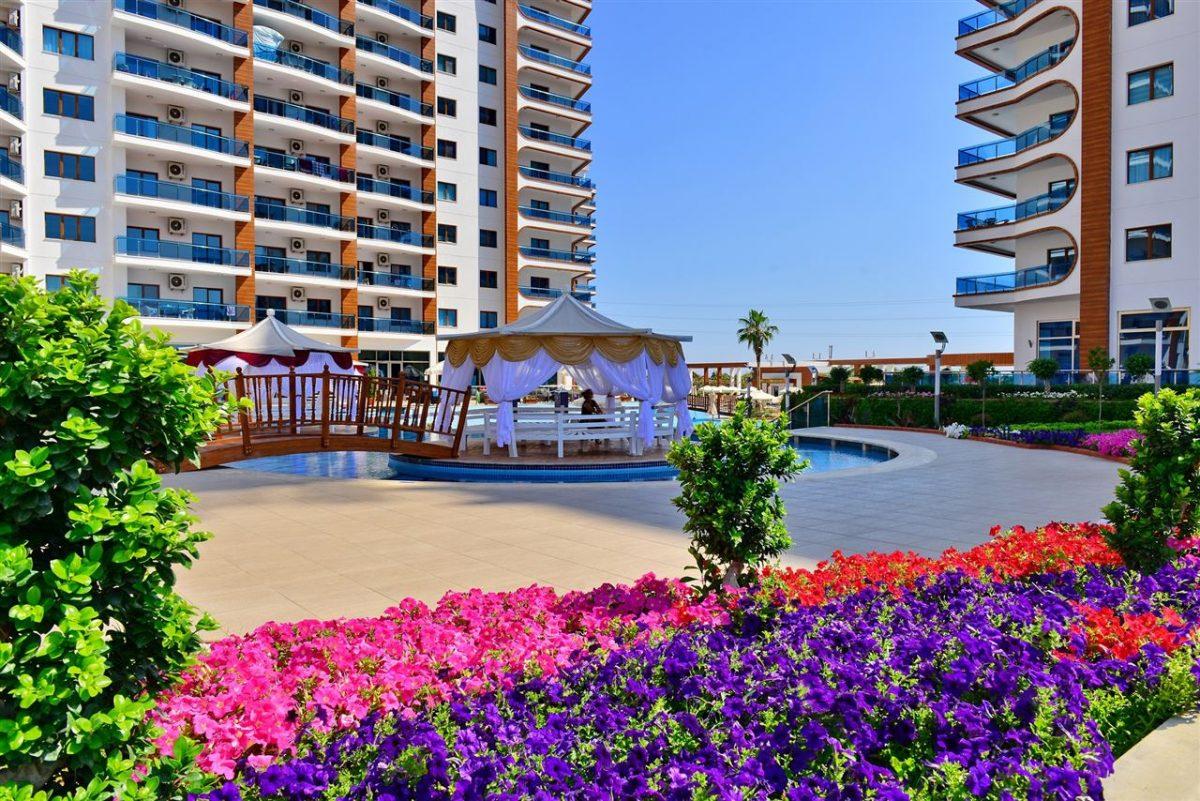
[114,53,249,101]
[518,166,594,189]
[357,223,434,247]
[357,175,434,204]
[790,391,832,429]
[0,151,22,183]
[518,286,595,301]
[258,308,356,328]
[255,95,355,133]
[518,85,591,113]
[959,40,1073,101]
[121,296,251,322]
[519,206,594,226]
[0,22,21,54]
[518,45,591,76]
[115,114,250,157]
[518,4,591,36]
[958,0,1042,35]
[115,236,250,267]
[0,87,23,118]
[256,255,356,281]
[359,270,434,292]
[356,129,434,161]
[956,259,1075,295]
[356,83,433,117]
[358,0,433,30]
[258,48,354,85]
[519,246,596,264]
[957,183,1074,230]
[254,0,353,36]
[519,126,592,151]
[254,147,354,182]
[255,200,356,231]
[1,222,24,249]
[115,175,250,212]
[356,35,431,73]
[958,113,1073,165]
[687,390,739,417]
[114,0,249,46]
[359,317,434,334]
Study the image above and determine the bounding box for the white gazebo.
[184,314,357,376]
[438,294,694,454]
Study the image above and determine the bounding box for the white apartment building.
[0,0,596,378]
[952,0,1198,380]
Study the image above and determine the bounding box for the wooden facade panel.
[503,0,520,323]
[1078,1,1112,355]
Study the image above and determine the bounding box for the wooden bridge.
[193,368,472,468]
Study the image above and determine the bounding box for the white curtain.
[434,356,476,434]
[480,351,561,447]
[661,357,695,439]
[590,352,665,444]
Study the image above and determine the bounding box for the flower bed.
[971,425,1140,456]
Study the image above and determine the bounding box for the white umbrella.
[748,387,781,404]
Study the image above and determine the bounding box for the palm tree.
[736,309,779,388]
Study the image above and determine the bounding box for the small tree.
[857,364,884,386]
[735,309,779,389]
[1088,346,1116,421]
[828,366,852,393]
[1103,389,1200,572]
[1124,352,1154,384]
[966,359,994,427]
[898,365,925,391]
[1027,357,1060,391]
[667,403,804,591]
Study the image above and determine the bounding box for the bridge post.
[320,366,331,449]
[389,377,406,450]
[288,367,298,436]
[355,373,369,436]
[235,368,252,457]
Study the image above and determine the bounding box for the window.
[530,237,550,250]
[437,181,457,201]
[479,270,498,288]
[44,88,94,120]
[1129,0,1173,25]
[480,311,498,329]
[480,229,498,247]
[438,308,458,327]
[126,283,160,299]
[479,188,498,207]
[437,224,457,243]
[437,139,457,159]
[44,151,95,181]
[437,266,458,285]
[195,287,224,305]
[530,199,550,211]
[45,275,68,292]
[479,147,497,166]
[436,11,456,32]
[1119,309,1189,373]
[1126,224,1172,261]
[1037,321,1079,372]
[530,276,550,290]
[436,54,457,75]
[479,23,497,44]
[479,106,497,126]
[1127,144,1173,183]
[479,65,497,85]
[436,96,457,117]
[43,26,94,59]
[45,213,95,242]
[1129,64,1173,104]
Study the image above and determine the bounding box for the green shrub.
[1103,389,1200,573]
[1124,353,1154,384]
[1026,357,1061,390]
[0,274,227,796]
[667,403,804,591]
[833,395,1137,428]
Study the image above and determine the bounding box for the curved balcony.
[0,151,22,184]
[261,308,355,329]
[254,95,355,134]
[2,222,24,249]
[958,113,1072,166]
[257,48,354,86]
[356,176,434,205]
[357,130,434,162]
[519,286,595,302]
[0,87,23,119]
[519,126,591,152]
[115,236,250,268]
[519,206,594,227]
[357,223,434,248]
[115,114,250,159]
[255,201,356,232]
[123,297,251,323]
[956,183,1073,231]
[114,53,248,102]
[355,36,431,74]
[254,0,353,37]
[518,45,591,76]
[256,254,356,281]
[518,85,591,114]
[254,147,355,183]
[958,39,1073,102]
[955,258,1073,296]
[115,175,250,213]
[356,84,433,118]
[0,23,20,56]
[519,246,595,265]
[359,270,433,292]
[518,166,594,190]
[958,0,1041,36]
[358,0,433,31]
[518,5,591,37]
[359,317,433,335]
[114,0,248,47]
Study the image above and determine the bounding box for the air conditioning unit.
[8,200,21,220]
[7,9,19,28]
[165,49,186,66]
[288,138,304,154]
[287,89,304,105]
[375,252,390,267]
[375,208,390,223]
[375,120,389,134]
[286,40,304,55]
[6,74,18,93]
[288,187,305,204]
[166,105,186,123]
[8,261,24,277]
[289,286,306,302]
[167,217,187,235]
[288,237,305,252]
[167,273,188,291]
[7,136,19,156]
[164,0,184,8]
[166,161,187,180]
[375,164,389,179]
[375,32,389,44]
[375,76,389,90]
[376,296,391,310]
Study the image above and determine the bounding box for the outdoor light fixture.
[782,353,796,423]
[1149,297,1171,393]
[931,331,949,428]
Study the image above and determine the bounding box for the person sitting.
[580,388,604,417]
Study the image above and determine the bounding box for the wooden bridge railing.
[686,391,739,416]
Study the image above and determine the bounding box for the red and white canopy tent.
[184,314,358,376]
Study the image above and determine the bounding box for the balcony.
[114,53,249,103]
[958,0,1041,36]
[254,147,355,183]
[518,166,594,189]
[255,200,356,232]
[359,270,434,292]
[519,126,591,152]
[115,114,250,159]
[958,40,1073,101]
[518,5,591,37]
[519,206,594,227]
[357,223,433,247]
[356,175,433,205]
[958,113,1072,166]
[519,286,594,302]
[356,130,434,162]
[256,254,356,281]
[956,183,1073,231]
[358,317,433,334]
[115,236,251,268]
[258,48,354,87]
[254,95,355,134]
[519,246,595,265]
[254,0,354,37]
[0,22,20,56]
[115,175,250,213]
[0,151,22,183]
[356,83,433,118]
[519,45,591,76]
[518,85,591,114]
[0,87,22,119]
[358,0,433,30]
[355,36,432,74]
[956,258,1074,295]
[122,297,251,323]
[2,221,24,249]
[113,0,248,47]
[258,308,355,329]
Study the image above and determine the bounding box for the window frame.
[436,96,457,117]
[479,147,497,166]
[479,229,498,248]
[43,26,95,60]
[479,188,498,207]
[44,150,96,181]
[44,212,96,242]
[1125,223,1173,262]
[1128,63,1173,105]
[479,65,498,85]
[437,266,458,286]
[1126,143,1173,184]
[437,223,458,244]
[437,307,458,328]
[479,310,499,329]
[436,139,457,159]
[479,269,498,289]
[43,88,95,120]
[479,106,497,126]
[479,23,497,44]
[436,181,458,202]
[1128,0,1174,26]
[436,53,457,75]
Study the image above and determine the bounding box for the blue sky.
[585,1,1015,362]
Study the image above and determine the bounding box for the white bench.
[481,406,639,458]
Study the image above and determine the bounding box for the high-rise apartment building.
[952,1,1196,379]
[0,0,596,378]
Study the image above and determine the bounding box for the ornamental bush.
[0,273,227,796]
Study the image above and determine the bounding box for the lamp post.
[781,353,796,426]
[931,331,948,428]
[1149,297,1171,393]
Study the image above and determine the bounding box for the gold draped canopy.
[445,335,684,368]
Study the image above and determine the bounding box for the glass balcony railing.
[519,206,594,226]
[357,223,433,247]
[358,317,433,334]
[114,53,249,101]
[255,200,356,231]
[113,0,249,46]
[0,22,22,54]
[256,254,356,281]
[958,113,1073,166]
[0,86,22,118]
[254,95,355,133]
[356,175,434,204]
[115,175,250,212]
[254,0,353,36]
[123,297,251,322]
[115,236,250,267]
[518,45,591,75]
[359,270,434,292]
[959,40,1073,101]
[957,183,1074,231]
[517,5,591,37]
[519,246,596,264]
[356,83,433,117]
[358,0,433,30]
[519,286,595,301]
[115,114,250,157]
[518,166,594,189]
[257,48,354,85]
[259,308,355,328]
[0,151,22,183]
[2,222,24,248]
[356,129,434,161]
[958,0,1042,35]
[519,126,592,151]
[355,35,432,73]
[956,258,1074,295]
[254,147,354,182]
[518,85,591,113]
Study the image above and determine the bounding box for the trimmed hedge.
[829,395,1139,428]
[813,382,1173,401]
